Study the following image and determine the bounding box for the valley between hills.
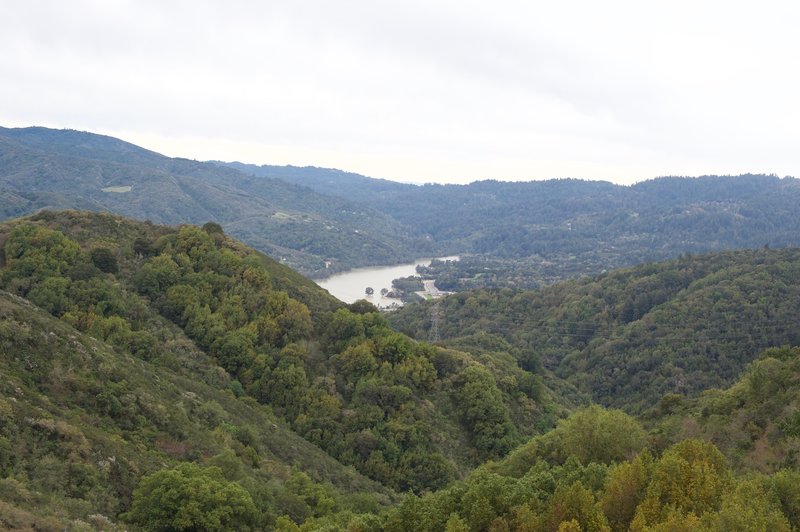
[1,127,799,530]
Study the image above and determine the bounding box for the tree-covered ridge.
[244,162,800,289]
[0,126,425,276]
[652,346,800,474]
[0,211,554,524]
[369,404,800,532]
[242,163,800,264]
[389,248,800,412]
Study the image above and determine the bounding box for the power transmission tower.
[429,301,442,343]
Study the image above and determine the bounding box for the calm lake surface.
[316,256,459,308]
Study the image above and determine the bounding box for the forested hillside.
[391,347,799,532]
[652,345,800,473]
[233,160,800,288]
[384,404,800,532]
[0,211,554,529]
[2,211,800,529]
[254,168,800,267]
[3,129,800,530]
[389,248,800,412]
[0,289,391,529]
[0,127,425,276]
[215,162,410,206]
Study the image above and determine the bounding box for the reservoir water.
[316,256,458,308]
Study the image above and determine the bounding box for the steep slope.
[0,126,422,275]
[389,248,800,412]
[0,289,394,530]
[0,211,555,505]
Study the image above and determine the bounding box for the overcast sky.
[2,1,799,184]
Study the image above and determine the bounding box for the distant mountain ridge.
[221,159,800,283]
[214,160,412,203]
[0,126,424,276]
[4,126,800,286]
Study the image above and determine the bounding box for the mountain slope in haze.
[240,163,800,257]
[0,126,425,276]
[216,161,412,205]
[389,248,800,413]
[227,158,800,285]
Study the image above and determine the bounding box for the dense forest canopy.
[389,248,800,412]
[1,211,799,529]
[1,128,800,530]
[0,211,558,529]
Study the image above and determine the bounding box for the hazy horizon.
[4,122,796,187]
[3,1,798,185]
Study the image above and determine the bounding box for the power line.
[422,310,800,345]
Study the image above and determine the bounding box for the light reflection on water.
[316,256,458,308]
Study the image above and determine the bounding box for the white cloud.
[1,0,798,184]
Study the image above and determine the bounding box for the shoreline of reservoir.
[316,256,458,308]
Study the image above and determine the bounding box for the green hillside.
[651,345,800,473]
[0,289,391,530]
[0,210,556,529]
[214,162,410,206]
[1,211,799,530]
[0,127,424,276]
[380,400,800,531]
[393,347,800,532]
[263,170,800,263]
[389,248,800,412]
